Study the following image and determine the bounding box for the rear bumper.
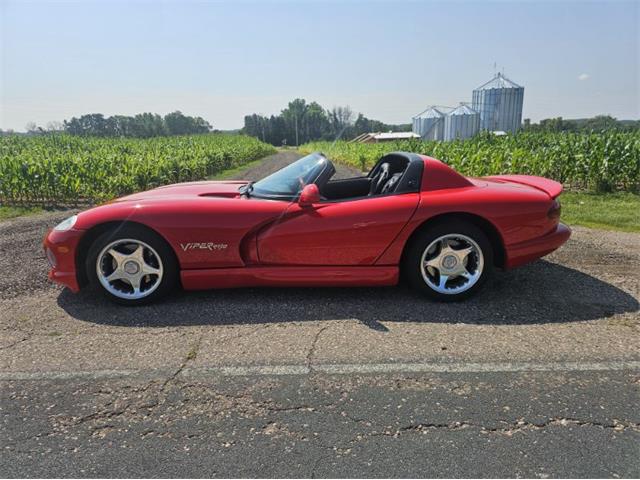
[505,223,571,269]
[43,229,83,293]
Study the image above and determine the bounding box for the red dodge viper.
[44,152,570,305]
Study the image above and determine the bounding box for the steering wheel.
[369,162,390,195]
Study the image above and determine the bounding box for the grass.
[185,345,199,361]
[0,205,43,220]
[560,192,640,233]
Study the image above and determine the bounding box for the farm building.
[350,132,420,144]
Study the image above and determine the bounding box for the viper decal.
[180,242,228,252]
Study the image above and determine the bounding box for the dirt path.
[232,149,361,181]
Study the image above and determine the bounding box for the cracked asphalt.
[2,371,639,477]
[1,151,639,477]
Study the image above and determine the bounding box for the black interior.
[322,177,371,200]
[320,153,419,201]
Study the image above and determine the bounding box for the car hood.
[113,180,248,202]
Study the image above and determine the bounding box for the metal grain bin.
[412,117,422,136]
[412,107,445,141]
[444,104,480,141]
[472,73,524,133]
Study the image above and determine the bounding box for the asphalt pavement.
[2,370,638,477]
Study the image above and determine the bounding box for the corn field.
[302,131,640,192]
[0,134,276,206]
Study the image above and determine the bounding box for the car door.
[256,193,420,265]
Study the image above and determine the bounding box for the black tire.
[86,224,178,305]
[404,220,493,302]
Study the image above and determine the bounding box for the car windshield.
[250,152,329,199]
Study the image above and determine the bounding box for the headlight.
[45,247,57,268]
[53,215,78,231]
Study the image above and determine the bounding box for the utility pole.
[294,111,299,147]
[257,113,266,142]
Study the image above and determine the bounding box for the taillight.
[547,199,561,221]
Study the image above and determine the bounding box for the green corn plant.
[300,131,640,193]
[0,134,276,206]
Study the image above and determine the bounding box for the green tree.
[281,98,309,146]
[62,111,212,137]
[242,98,411,145]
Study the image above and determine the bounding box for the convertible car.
[44,152,570,305]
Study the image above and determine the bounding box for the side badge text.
[180,242,228,252]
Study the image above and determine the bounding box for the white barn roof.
[373,132,420,140]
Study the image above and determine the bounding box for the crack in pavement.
[482,417,640,434]
[281,415,640,476]
[306,325,330,372]
[348,417,640,443]
[162,334,203,389]
[46,371,333,440]
[49,375,640,442]
[8,370,637,469]
[0,334,31,350]
[52,336,207,433]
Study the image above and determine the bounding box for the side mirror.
[298,184,320,207]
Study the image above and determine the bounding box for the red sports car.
[44,152,570,305]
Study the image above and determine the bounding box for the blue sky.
[1,0,638,130]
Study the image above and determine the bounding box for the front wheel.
[404,221,493,301]
[86,225,178,305]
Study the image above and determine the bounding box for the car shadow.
[56,260,639,329]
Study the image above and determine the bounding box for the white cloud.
[578,73,590,81]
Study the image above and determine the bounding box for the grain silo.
[412,107,445,141]
[444,104,480,141]
[472,73,524,133]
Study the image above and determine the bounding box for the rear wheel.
[404,221,493,301]
[86,225,178,305]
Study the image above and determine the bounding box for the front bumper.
[505,223,571,269]
[43,228,84,292]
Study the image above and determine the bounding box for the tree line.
[242,98,410,146]
[523,115,640,133]
[20,111,212,138]
[8,108,635,140]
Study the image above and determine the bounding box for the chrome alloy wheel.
[419,234,484,295]
[96,239,164,300]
